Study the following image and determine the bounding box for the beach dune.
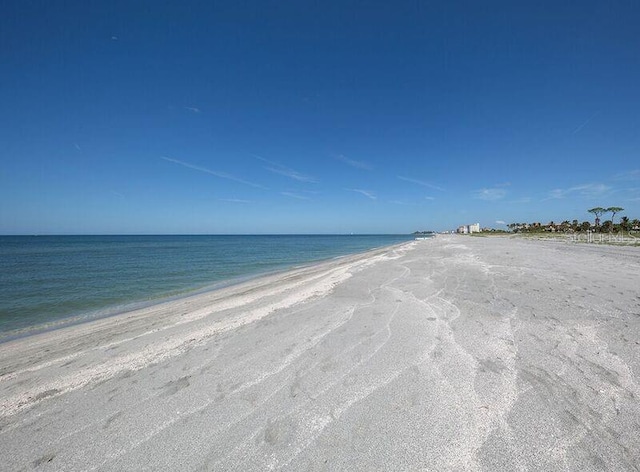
[1,236,639,471]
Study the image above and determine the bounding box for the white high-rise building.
[457,223,481,234]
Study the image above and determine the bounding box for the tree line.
[508,207,639,234]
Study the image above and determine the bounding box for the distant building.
[457,223,481,234]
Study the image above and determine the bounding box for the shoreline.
[0,238,414,344]
[0,241,416,417]
[1,235,639,470]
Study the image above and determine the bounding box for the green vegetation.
[508,206,637,235]
[587,207,606,229]
[506,207,640,245]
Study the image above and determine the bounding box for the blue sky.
[1,0,639,234]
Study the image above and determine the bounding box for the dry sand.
[1,235,639,471]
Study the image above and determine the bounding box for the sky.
[1,0,639,234]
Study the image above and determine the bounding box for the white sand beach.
[1,235,639,471]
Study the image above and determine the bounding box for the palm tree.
[632,219,640,231]
[605,207,624,234]
[572,219,579,231]
[620,216,630,233]
[588,207,606,231]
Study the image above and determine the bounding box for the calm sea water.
[0,235,414,340]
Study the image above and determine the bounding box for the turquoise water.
[0,235,414,339]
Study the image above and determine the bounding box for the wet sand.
[1,235,639,471]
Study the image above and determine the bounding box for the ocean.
[0,234,415,340]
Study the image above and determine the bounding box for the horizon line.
[0,232,417,237]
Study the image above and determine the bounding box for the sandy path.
[1,236,639,471]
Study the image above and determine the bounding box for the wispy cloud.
[335,154,372,171]
[397,176,445,191]
[613,169,640,181]
[219,198,251,204]
[572,111,600,134]
[348,189,376,200]
[473,188,507,201]
[280,191,311,200]
[184,106,201,113]
[548,189,565,199]
[161,156,267,189]
[267,167,316,183]
[510,197,532,204]
[253,155,317,183]
[547,183,610,199]
[496,220,506,225]
[424,196,436,201]
[74,143,82,152]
